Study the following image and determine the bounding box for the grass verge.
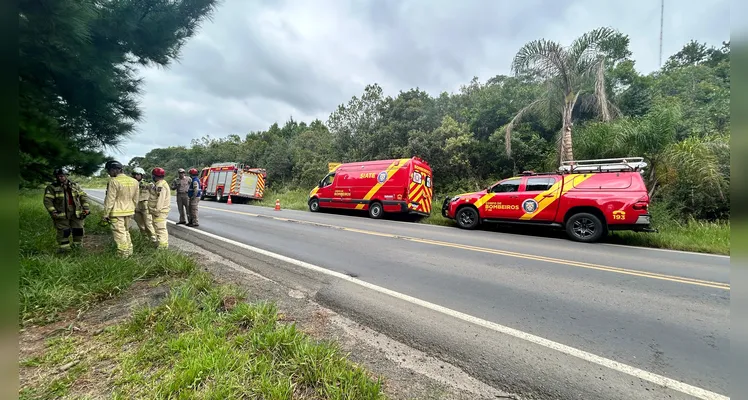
[19,190,385,399]
[250,186,729,255]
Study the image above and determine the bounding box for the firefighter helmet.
[189,168,198,175]
[105,160,123,170]
[132,167,146,175]
[151,167,166,177]
[53,168,68,176]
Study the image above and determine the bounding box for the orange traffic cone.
[227,194,233,205]
[274,199,281,211]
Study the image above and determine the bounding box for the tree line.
[133,30,729,220]
[20,11,728,221]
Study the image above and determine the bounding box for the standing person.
[43,168,91,253]
[149,167,171,249]
[131,167,156,242]
[187,168,202,227]
[171,168,190,225]
[102,160,139,258]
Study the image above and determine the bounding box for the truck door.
[483,178,522,219]
[517,176,561,222]
[317,172,336,208]
[409,168,433,214]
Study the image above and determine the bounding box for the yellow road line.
[200,205,729,290]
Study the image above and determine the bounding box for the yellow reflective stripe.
[354,158,409,210]
[44,193,55,199]
[473,193,494,209]
[519,180,564,221]
[46,207,57,212]
[110,210,135,216]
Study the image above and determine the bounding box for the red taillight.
[633,202,648,211]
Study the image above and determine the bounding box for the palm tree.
[505,27,620,164]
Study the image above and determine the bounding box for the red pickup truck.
[441,158,656,243]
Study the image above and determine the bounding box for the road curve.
[87,189,730,400]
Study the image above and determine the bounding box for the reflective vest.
[188,176,202,198]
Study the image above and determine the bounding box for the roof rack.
[558,157,648,173]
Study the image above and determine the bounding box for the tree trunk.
[561,102,574,164]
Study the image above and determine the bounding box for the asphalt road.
[87,189,730,400]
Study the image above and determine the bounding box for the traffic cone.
[227,194,233,205]
[274,199,281,211]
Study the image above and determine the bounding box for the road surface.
[87,189,730,400]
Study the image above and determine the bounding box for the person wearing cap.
[102,160,139,258]
[43,168,90,252]
[171,168,190,224]
[131,167,156,242]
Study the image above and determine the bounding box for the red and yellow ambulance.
[308,157,433,219]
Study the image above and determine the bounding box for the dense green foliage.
[19,0,219,186]
[133,30,729,221]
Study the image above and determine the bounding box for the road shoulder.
[173,234,510,400]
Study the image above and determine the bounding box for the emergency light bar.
[559,157,648,173]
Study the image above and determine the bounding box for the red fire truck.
[200,162,267,203]
[308,157,433,219]
[441,157,656,243]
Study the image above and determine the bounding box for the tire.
[455,206,480,230]
[215,189,223,203]
[566,212,605,243]
[309,198,320,212]
[368,202,383,219]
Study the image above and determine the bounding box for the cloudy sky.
[109,0,730,164]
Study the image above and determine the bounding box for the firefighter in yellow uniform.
[149,167,171,249]
[131,167,156,242]
[102,160,139,258]
[43,168,91,252]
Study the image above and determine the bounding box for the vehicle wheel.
[309,198,320,212]
[368,202,383,219]
[456,207,479,230]
[566,212,604,243]
[215,190,223,203]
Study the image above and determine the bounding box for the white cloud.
[106,0,730,165]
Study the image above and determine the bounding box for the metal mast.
[659,0,664,67]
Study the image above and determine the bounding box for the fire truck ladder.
[559,157,648,173]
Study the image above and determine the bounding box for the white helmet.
[132,167,146,175]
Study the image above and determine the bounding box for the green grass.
[19,190,194,325]
[71,175,109,189]
[608,206,730,255]
[110,273,383,399]
[258,187,312,210]
[252,186,729,255]
[18,190,385,399]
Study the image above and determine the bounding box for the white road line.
[87,189,728,259]
[169,223,726,400]
[88,193,730,399]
